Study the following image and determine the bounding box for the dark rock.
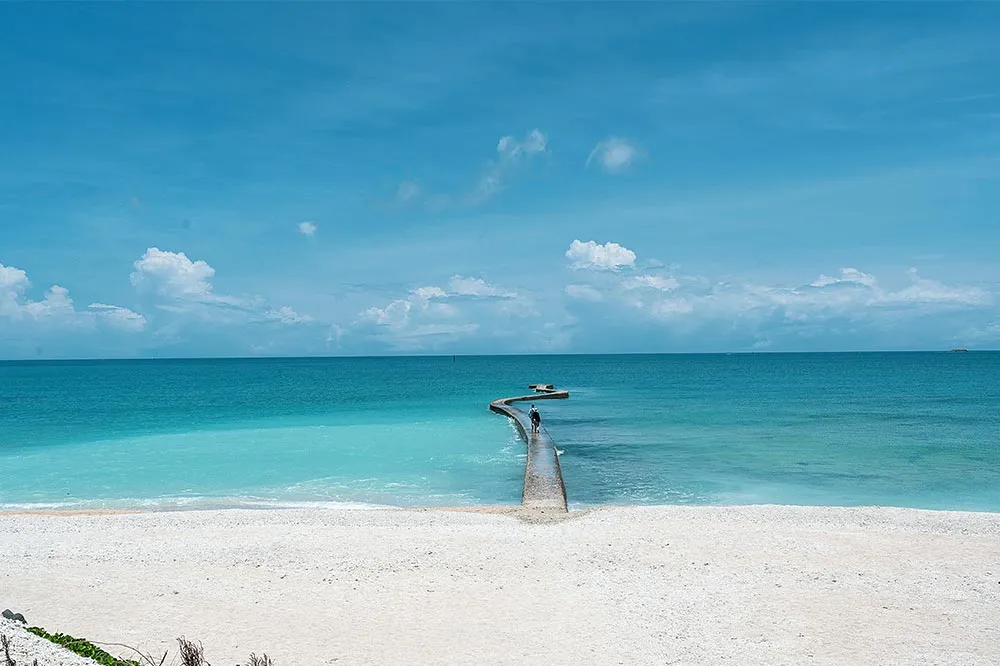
[2,609,26,623]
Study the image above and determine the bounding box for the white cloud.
[130,248,312,330]
[0,263,29,291]
[587,137,642,174]
[565,284,604,302]
[412,286,449,301]
[352,274,523,350]
[566,240,637,271]
[298,221,317,236]
[882,269,990,307]
[362,275,517,328]
[448,275,517,298]
[0,263,31,316]
[564,262,995,351]
[403,130,546,208]
[361,299,413,327]
[470,129,547,204]
[131,248,219,302]
[21,285,76,320]
[811,267,878,288]
[359,292,459,331]
[624,275,679,292]
[726,269,987,319]
[265,306,314,325]
[344,259,996,353]
[497,129,547,159]
[406,278,515,302]
[0,260,146,333]
[88,303,149,332]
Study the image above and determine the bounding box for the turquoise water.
[1,354,998,511]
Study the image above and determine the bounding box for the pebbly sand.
[1,505,999,666]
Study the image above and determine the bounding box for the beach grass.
[21,627,276,666]
[25,628,139,666]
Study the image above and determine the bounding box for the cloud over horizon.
[2,3,999,358]
[4,243,999,357]
[1,260,146,334]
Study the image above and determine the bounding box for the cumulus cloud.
[131,248,220,302]
[298,221,317,236]
[360,275,517,326]
[20,285,75,320]
[566,240,637,271]
[0,263,29,289]
[587,137,642,173]
[360,299,412,327]
[130,248,311,327]
[470,129,547,204]
[0,263,31,316]
[351,274,523,350]
[0,260,146,332]
[355,297,483,350]
[412,286,449,301]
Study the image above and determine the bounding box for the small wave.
[0,495,399,513]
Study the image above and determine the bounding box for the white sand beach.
[1,505,999,666]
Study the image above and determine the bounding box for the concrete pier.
[490,385,569,513]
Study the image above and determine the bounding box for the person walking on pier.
[529,405,541,434]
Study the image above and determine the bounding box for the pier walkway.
[490,385,569,514]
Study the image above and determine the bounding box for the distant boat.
[950,348,969,353]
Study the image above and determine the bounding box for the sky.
[1,2,999,358]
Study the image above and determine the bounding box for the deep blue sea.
[1,353,998,511]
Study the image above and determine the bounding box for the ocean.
[1,353,998,511]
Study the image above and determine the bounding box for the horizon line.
[0,348,992,363]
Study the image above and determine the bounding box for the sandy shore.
[1,505,998,666]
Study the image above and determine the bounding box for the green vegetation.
[24,628,140,666]
[17,627,277,666]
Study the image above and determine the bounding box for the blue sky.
[1,3,999,358]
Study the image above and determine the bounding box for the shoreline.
[4,499,1000,518]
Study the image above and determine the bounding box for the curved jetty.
[490,384,570,513]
